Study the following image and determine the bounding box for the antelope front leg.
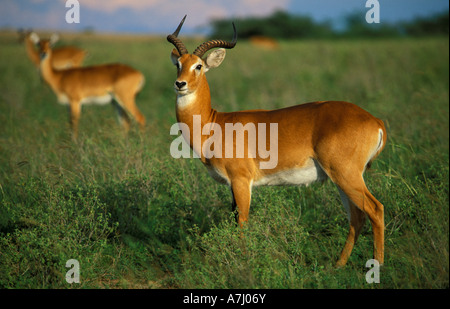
[231,187,238,224]
[230,178,252,228]
[69,101,81,140]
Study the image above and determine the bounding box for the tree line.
[209,10,449,40]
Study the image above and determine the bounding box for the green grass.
[0,33,448,288]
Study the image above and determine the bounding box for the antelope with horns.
[25,31,86,70]
[36,35,146,139]
[167,16,387,266]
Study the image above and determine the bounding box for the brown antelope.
[249,35,279,50]
[25,31,86,69]
[167,16,387,266]
[36,35,145,139]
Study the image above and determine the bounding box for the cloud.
[80,0,290,30]
[81,0,289,16]
[82,0,160,13]
[0,0,290,33]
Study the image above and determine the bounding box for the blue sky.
[0,0,448,34]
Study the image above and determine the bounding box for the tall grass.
[0,33,448,288]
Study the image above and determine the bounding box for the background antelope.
[36,35,146,139]
[249,35,279,50]
[23,30,86,70]
[168,16,387,266]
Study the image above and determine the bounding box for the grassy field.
[0,32,448,289]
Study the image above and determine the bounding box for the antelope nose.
[175,81,187,89]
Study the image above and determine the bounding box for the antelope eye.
[176,63,180,70]
[195,64,202,71]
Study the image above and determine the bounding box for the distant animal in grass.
[21,30,87,70]
[36,34,146,139]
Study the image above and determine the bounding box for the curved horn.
[193,22,237,58]
[167,15,188,55]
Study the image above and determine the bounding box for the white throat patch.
[177,92,196,109]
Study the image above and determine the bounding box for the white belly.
[205,159,327,188]
[81,94,113,105]
[253,159,327,187]
[57,94,113,106]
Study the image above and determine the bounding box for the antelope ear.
[29,32,40,44]
[50,33,60,45]
[171,48,180,65]
[205,48,226,72]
